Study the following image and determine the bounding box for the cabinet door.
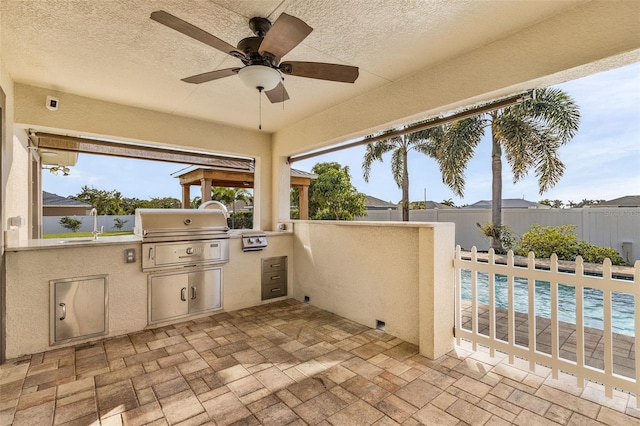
[52,276,106,343]
[149,272,189,322]
[189,268,222,314]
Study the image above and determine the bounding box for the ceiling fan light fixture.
[238,65,281,91]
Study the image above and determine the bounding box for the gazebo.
[177,166,316,219]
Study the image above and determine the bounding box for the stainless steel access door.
[50,275,108,345]
[189,269,222,314]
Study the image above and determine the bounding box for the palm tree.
[210,187,253,229]
[362,128,439,221]
[431,88,580,251]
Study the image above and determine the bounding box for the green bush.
[228,211,253,229]
[575,241,625,265]
[477,223,516,253]
[514,224,625,265]
[59,216,82,232]
[514,224,577,259]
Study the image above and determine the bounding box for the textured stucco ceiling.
[1,0,586,132]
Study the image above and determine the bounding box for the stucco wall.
[291,221,455,358]
[13,84,275,231]
[5,135,29,240]
[4,234,293,359]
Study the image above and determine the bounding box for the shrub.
[113,217,128,230]
[477,223,516,253]
[575,241,625,265]
[59,216,82,232]
[514,224,577,259]
[514,224,625,265]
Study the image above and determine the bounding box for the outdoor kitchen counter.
[4,234,142,251]
[3,231,294,359]
[4,231,292,251]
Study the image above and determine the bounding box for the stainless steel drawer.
[142,239,229,271]
[261,256,287,300]
[262,257,286,273]
[263,270,285,284]
[262,282,287,300]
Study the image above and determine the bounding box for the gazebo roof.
[176,166,316,188]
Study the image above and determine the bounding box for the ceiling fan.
[150,10,359,103]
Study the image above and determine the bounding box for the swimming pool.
[459,270,635,336]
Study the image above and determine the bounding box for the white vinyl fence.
[359,208,640,262]
[454,246,640,405]
[43,215,135,234]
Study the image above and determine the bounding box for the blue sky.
[44,62,640,205]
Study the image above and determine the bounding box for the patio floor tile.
[1,298,640,425]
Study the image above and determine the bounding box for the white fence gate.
[454,246,640,405]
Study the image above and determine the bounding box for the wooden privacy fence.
[454,246,640,405]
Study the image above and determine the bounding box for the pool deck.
[1,299,640,425]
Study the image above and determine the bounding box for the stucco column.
[418,224,455,359]
[181,184,190,208]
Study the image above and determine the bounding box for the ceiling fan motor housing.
[237,37,276,67]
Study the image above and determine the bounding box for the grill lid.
[134,208,229,242]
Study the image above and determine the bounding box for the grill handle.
[180,287,187,301]
[148,247,154,260]
[191,286,197,300]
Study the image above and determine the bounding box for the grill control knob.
[256,238,263,244]
[186,247,194,255]
[247,238,255,244]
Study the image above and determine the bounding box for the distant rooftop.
[465,199,550,209]
[422,201,454,209]
[590,195,640,208]
[42,191,91,208]
[365,195,398,210]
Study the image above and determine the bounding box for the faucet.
[90,208,103,240]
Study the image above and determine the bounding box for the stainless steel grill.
[135,208,230,272]
[135,208,229,243]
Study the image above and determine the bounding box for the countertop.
[4,230,292,251]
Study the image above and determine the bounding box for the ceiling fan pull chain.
[258,86,264,130]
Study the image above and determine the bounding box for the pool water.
[460,270,635,336]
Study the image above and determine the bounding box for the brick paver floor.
[1,299,639,425]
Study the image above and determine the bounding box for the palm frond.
[532,130,565,193]
[434,117,485,197]
[362,140,397,182]
[496,115,538,183]
[390,148,404,188]
[513,87,580,143]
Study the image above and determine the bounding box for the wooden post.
[201,179,212,202]
[181,185,191,208]
[299,185,309,220]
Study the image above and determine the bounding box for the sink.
[57,239,104,244]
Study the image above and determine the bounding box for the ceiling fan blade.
[151,10,243,58]
[280,61,359,83]
[259,13,312,61]
[181,68,238,84]
[265,82,290,103]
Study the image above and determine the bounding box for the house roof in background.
[423,201,454,209]
[365,195,398,210]
[42,191,92,208]
[465,199,550,209]
[592,195,640,207]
